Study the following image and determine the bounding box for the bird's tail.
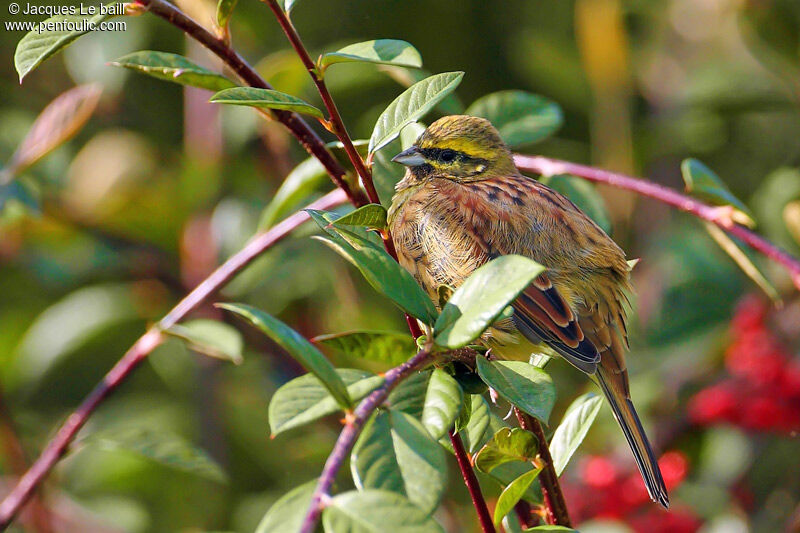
[596,366,670,508]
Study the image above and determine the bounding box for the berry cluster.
[688,296,800,434]
[562,451,701,532]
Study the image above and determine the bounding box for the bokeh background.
[2,0,800,531]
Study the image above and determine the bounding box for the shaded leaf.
[15,5,117,81]
[387,370,431,418]
[369,72,464,154]
[93,428,226,483]
[110,51,236,92]
[434,255,546,349]
[269,369,384,436]
[421,369,462,439]
[210,87,324,119]
[332,204,388,231]
[476,358,556,423]
[255,479,317,533]
[218,303,351,407]
[323,490,443,533]
[550,393,602,476]
[466,90,563,147]
[459,394,491,453]
[165,319,244,364]
[681,158,754,225]
[313,330,416,366]
[493,468,543,526]
[8,84,102,176]
[307,210,438,325]
[321,40,422,71]
[216,0,239,29]
[258,157,329,229]
[474,427,538,474]
[351,410,446,515]
[539,174,612,234]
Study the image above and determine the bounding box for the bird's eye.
[440,149,456,162]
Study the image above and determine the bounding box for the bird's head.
[392,115,515,181]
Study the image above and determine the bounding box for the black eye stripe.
[420,147,465,162]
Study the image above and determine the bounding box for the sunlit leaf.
[258,157,329,230]
[476,358,556,423]
[216,0,239,29]
[332,204,388,231]
[93,428,227,483]
[15,4,118,81]
[540,174,612,234]
[307,210,438,325]
[210,87,324,119]
[549,393,602,476]
[110,51,236,92]
[466,90,563,147]
[474,427,538,474]
[218,303,351,408]
[681,158,755,225]
[323,490,443,532]
[165,319,244,364]
[255,479,317,533]
[313,330,417,366]
[8,84,102,176]
[387,370,431,418]
[382,68,465,114]
[269,369,384,436]
[321,40,422,71]
[434,255,546,349]
[369,72,464,154]
[421,369,462,439]
[351,410,446,515]
[493,467,542,526]
[785,201,800,246]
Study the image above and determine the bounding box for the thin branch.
[513,154,800,291]
[299,347,434,533]
[136,0,368,207]
[0,189,349,528]
[514,408,571,527]
[449,430,496,533]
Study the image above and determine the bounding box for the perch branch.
[449,430,496,533]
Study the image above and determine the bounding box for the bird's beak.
[391,146,426,167]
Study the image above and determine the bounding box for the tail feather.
[596,369,670,508]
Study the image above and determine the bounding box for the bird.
[387,115,669,508]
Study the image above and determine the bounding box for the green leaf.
[210,87,324,119]
[476,358,556,423]
[351,410,446,515]
[218,303,351,407]
[14,4,118,82]
[257,157,329,230]
[459,394,491,453]
[307,210,438,325]
[313,330,416,366]
[283,0,300,14]
[434,255,546,349]
[110,51,237,92]
[332,204,388,231]
[549,393,602,476]
[383,68,465,115]
[539,175,612,234]
[92,428,226,483]
[165,319,244,364]
[387,370,432,418]
[321,40,422,71]
[216,0,239,29]
[255,479,317,533]
[466,91,563,147]
[269,369,384,436]
[369,72,465,154]
[474,427,538,474]
[681,158,755,225]
[493,468,543,526]
[8,84,102,177]
[323,490,444,533]
[421,369,462,439]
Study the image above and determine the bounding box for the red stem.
[449,430,496,533]
[515,408,571,527]
[513,154,800,291]
[0,190,349,528]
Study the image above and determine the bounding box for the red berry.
[658,451,689,489]
[583,456,618,488]
[688,384,738,425]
